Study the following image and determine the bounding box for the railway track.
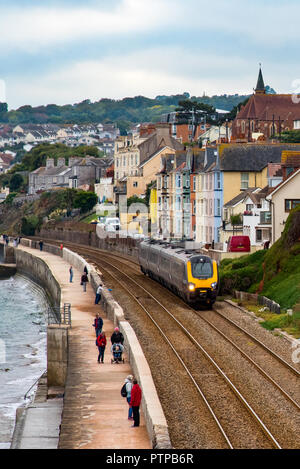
[34,238,300,448]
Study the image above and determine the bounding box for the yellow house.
[219,144,300,205]
[126,146,177,198]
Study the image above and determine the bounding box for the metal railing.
[24,370,47,400]
[48,303,71,326]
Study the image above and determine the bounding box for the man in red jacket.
[130,378,142,427]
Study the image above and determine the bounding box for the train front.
[186,255,218,307]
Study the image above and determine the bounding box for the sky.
[1,0,300,109]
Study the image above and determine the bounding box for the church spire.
[255,64,266,95]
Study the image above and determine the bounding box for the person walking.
[69,266,73,283]
[81,272,88,292]
[95,284,103,304]
[93,313,103,337]
[84,265,88,275]
[39,240,43,251]
[96,330,107,363]
[130,378,142,427]
[124,375,133,420]
[110,327,124,345]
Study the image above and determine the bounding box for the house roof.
[220,144,300,172]
[236,94,300,121]
[224,188,259,208]
[139,146,175,169]
[267,168,300,199]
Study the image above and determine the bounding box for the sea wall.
[14,249,61,308]
[50,244,170,449]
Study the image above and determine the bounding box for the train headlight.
[188,283,195,292]
[211,282,217,290]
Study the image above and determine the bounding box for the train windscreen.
[191,257,213,279]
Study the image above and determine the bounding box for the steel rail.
[89,253,281,449]
[211,307,300,377]
[91,262,234,449]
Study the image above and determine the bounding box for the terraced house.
[154,143,300,247]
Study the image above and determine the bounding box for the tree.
[276,130,300,143]
[74,191,98,213]
[9,173,23,192]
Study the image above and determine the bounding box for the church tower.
[255,65,266,95]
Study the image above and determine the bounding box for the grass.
[80,213,98,224]
[238,301,300,339]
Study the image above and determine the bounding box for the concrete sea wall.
[18,239,171,449]
[14,249,61,308]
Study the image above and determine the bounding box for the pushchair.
[111,343,124,364]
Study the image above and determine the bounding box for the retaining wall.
[39,227,140,261]
[14,248,61,308]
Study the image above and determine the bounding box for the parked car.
[104,217,121,232]
[227,235,250,253]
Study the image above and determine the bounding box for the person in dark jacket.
[130,379,142,427]
[81,272,88,292]
[93,313,103,337]
[110,327,124,345]
[96,331,107,363]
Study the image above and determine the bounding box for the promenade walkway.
[18,244,151,449]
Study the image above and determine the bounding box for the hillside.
[0,93,250,131]
[220,205,300,311]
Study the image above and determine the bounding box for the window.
[209,199,212,215]
[241,173,249,190]
[260,211,271,224]
[216,172,221,189]
[256,229,262,242]
[133,181,138,188]
[176,196,181,211]
[216,199,221,217]
[177,174,181,188]
[246,204,254,211]
[241,121,245,133]
[163,175,168,189]
[157,176,162,190]
[285,199,300,212]
[193,176,196,191]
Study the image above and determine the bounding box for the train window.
[191,258,213,279]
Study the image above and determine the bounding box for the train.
[138,240,219,308]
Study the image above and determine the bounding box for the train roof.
[140,239,213,262]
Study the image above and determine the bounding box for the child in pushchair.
[111,342,124,364]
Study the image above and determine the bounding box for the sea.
[0,274,49,449]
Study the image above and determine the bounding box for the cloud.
[0,0,299,54]
[6,47,256,108]
[0,0,180,53]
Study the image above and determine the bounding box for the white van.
[104,217,121,232]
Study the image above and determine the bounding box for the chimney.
[155,123,171,137]
[57,157,66,168]
[46,158,54,169]
[69,157,81,166]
